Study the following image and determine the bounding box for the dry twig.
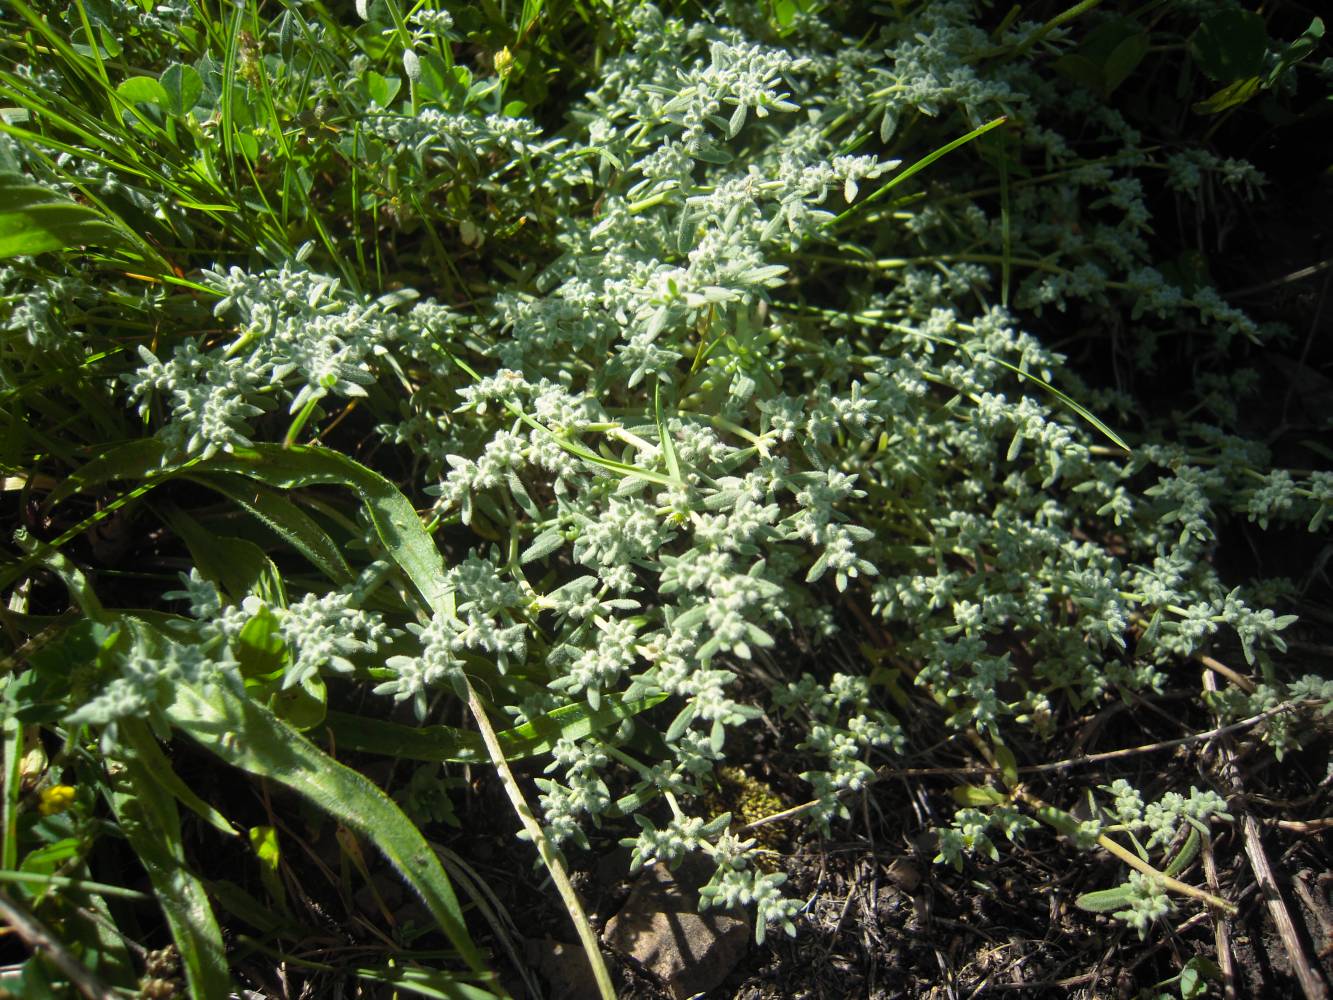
[0,889,115,1000]
[1208,664,1330,1000]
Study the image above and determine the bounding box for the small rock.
[525,937,600,1000]
[883,857,921,893]
[603,860,749,1000]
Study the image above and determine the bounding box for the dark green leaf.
[1103,32,1150,94]
[120,720,237,839]
[322,693,667,764]
[103,742,230,999]
[117,75,169,109]
[0,173,126,258]
[200,445,451,616]
[46,439,173,506]
[188,472,354,584]
[366,71,402,107]
[1190,10,1268,82]
[159,506,282,605]
[164,682,492,978]
[1074,883,1136,913]
[160,63,203,116]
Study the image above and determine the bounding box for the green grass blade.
[45,439,174,506]
[1,708,20,871]
[322,693,668,764]
[355,965,504,1000]
[103,741,231,1000]
[187,472,355,584]
[200,444,453,616]
[0,870,150,901]
[119,719,238,840]
[164,680,493,980]
[12,531,106,622]
[0,172,127,258]
[518,0,545,40]
[655,382,682,483]
[833,116,1008,227]
[986,355,1130,452]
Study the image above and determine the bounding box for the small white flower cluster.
[65,626,236,750]
[165,570,391,693]
[536,738,612,849]
[1115,872,1174,938]
[935,805,1040,870]
[772,672,905,829]
[0,268,90,349]
[68,0,1326,946]
[376,612,470,718]
[124,259,463,461]
[1102,779,1231,851]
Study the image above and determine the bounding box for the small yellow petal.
[37,785,76,817]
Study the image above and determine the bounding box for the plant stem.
[464,680,615,1000]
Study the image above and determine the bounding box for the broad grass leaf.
[0,172,126,258]
[159,505,283,605]
[164,681,492,979]
[103,738,231,999]
[200,445,452,616]
[46,439,172,506]
[188,472,354,584]
[120,719,237,839]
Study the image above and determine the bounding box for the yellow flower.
[37,785,76,817]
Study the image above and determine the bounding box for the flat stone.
[525,937,600,1000]
[883,857,921,893]
[602,861,750,1000]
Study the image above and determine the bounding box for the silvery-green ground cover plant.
[1,0,1330,996]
